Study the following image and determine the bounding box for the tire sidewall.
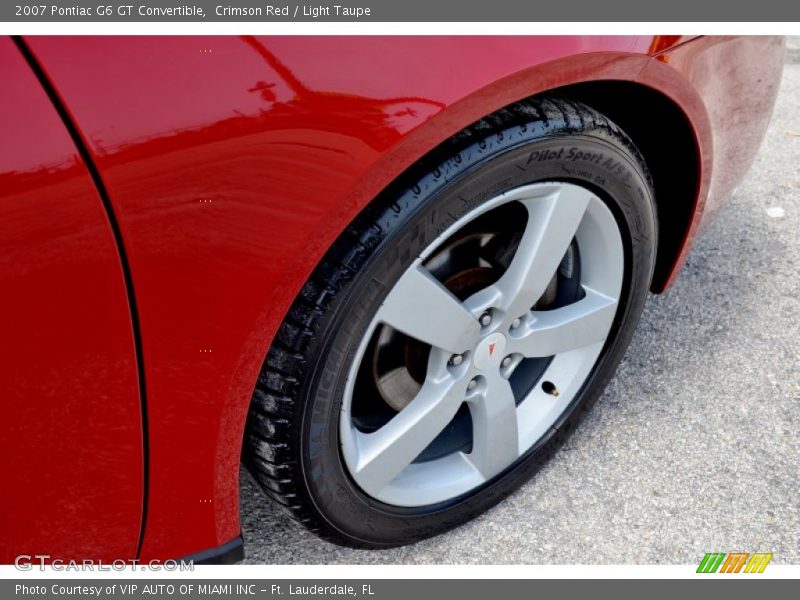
[299,132,656,546]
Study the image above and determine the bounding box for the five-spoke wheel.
[341,182,623,506]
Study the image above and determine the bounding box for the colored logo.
[473,333,505,370]
[696,552,773,573]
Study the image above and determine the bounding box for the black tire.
[243,97,656,548]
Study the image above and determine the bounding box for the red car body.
[0,35,783,563]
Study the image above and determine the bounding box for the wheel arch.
[551,79,702,292]
[317,60,709,297]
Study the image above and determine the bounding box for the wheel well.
[554,81,700,291]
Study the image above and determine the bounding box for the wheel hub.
[473,333,506,371]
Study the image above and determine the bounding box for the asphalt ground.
[239,39,800,564]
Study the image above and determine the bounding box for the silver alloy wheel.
[340,182,624,507]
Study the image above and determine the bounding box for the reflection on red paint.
[647,35,694,55]
[0,37,142,563]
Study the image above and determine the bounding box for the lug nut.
[467,378,478,391]
[450,354,464,366]
[480,312,492,326]
[501,355,513,368]
[511,318,521,330]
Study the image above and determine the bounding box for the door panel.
[0,37,142,562]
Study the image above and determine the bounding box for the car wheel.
[244,97,656,547]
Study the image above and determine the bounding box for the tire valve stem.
[542,381,559,397]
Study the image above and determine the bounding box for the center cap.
[473,332,507,370]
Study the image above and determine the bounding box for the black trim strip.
[181,535,245,565]
[12,36,151,559]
